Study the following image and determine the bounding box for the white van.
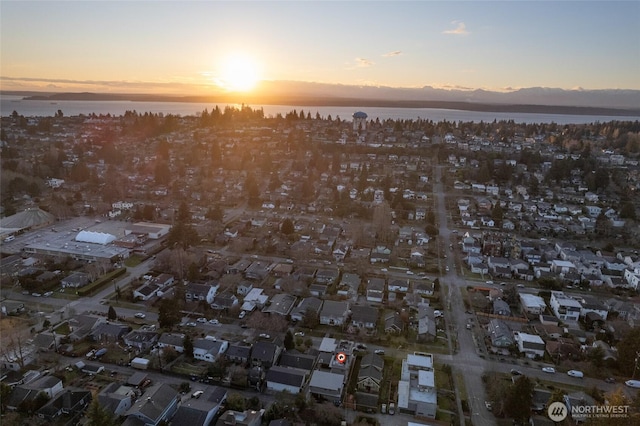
[568,370,584,378]
[3,235,15,242]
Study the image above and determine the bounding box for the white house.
[549,291,582,323]
[514,332,546,358]
[193,338,228,363]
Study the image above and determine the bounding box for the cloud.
[382,51,402,57]
[355,58,374,67]
[443,21,469,36]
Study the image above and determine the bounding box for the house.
[124,383,179,426]
[388,279,410,294]
[262,293,296,316]
[414,281,434,296]
[550,291,582,323]
[417,304,437,343]
[265,366,308,394]
[319,300,350,326]
[61,272,90,289]
[315,269,339,284]
[492,299,511,316]
[123,330,159,351]
[133,283,160,301]
[333,245,349,261]
[37,388,92,422]
[520,293,547,315]
[366,278,385,303]
[514,332,546,358]
[350,305,379,330]
[487,319,514,349]
[308,370,345,402]
[90,323,129,343]
[250,341,282,369]
[384,312,404,333]
[290,297,323,323]
[171,386,227,426]
[158,333,185,353]
[98,383,136,416]
[211,291,239,310]
[185,282,218,304]
[278,352,316,372]
[337,273,361,298]
[370,246,391,263]
[397,352,437,418]
[225,344,251,365]
[193,338,228,363]
[214,409,264,426]
[357,353,384,393]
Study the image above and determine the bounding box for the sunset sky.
[1,1,639,95]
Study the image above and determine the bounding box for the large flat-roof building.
[397,352,437,418]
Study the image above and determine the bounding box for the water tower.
[352,111,367,132]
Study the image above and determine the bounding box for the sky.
[1,1,639,95]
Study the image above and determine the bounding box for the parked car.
[192,390,204,398]
[294,331,305,337]
[259,333,271,339]
[186,322,197,327]
[388,402,395,415]
[134,313,146,319]
[510,369,523,376]
[238,311,246,319]
[567,370,584,378]
[43,291,53,297]
[625,380,640,388]
[209,319,219,325]
[485,401,492,411]
[605,377,616,383]
[542,367,556,373]
[196,317,207,323]
[374,349,385,355]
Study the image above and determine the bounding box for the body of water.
[2,94,639,125]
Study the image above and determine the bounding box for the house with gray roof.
[319,300,350,326]
[193,338,228,363]
[350,305,379,330]
[123,330,159,351]
[417,304,437,343]
[171,386,227,426]
[158,333,185,353]
[337,272,360,298]
[366,278,385,303]
[98,382,136,416]
[290,297,322,323]
[487,318,514,349]
[123,383,179,426]
[90,322,130,343]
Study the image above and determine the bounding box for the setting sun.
[217,54,261,92]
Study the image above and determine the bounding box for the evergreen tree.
[107,305,117,321]
[284,330,295,351]
[183,335,194,359]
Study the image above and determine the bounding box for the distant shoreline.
[3,91,640,117]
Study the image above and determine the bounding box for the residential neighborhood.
[1,107,640,426]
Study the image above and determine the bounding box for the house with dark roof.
[225,344,251,365]
[265,366,308,394]
[487,318,514,349]
[250,341,282,369]
[36,388,92,422]
[185,282,218,304]
[171,386,227,426]
[123,383,179,426]
[350,305,379,330]
[123,330,159,351]
[90,322,130,343]
[358,353,383,394]
[278,352,316,372]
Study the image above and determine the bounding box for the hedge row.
[76,268,127,297]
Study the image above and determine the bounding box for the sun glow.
[217,54,261,92]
